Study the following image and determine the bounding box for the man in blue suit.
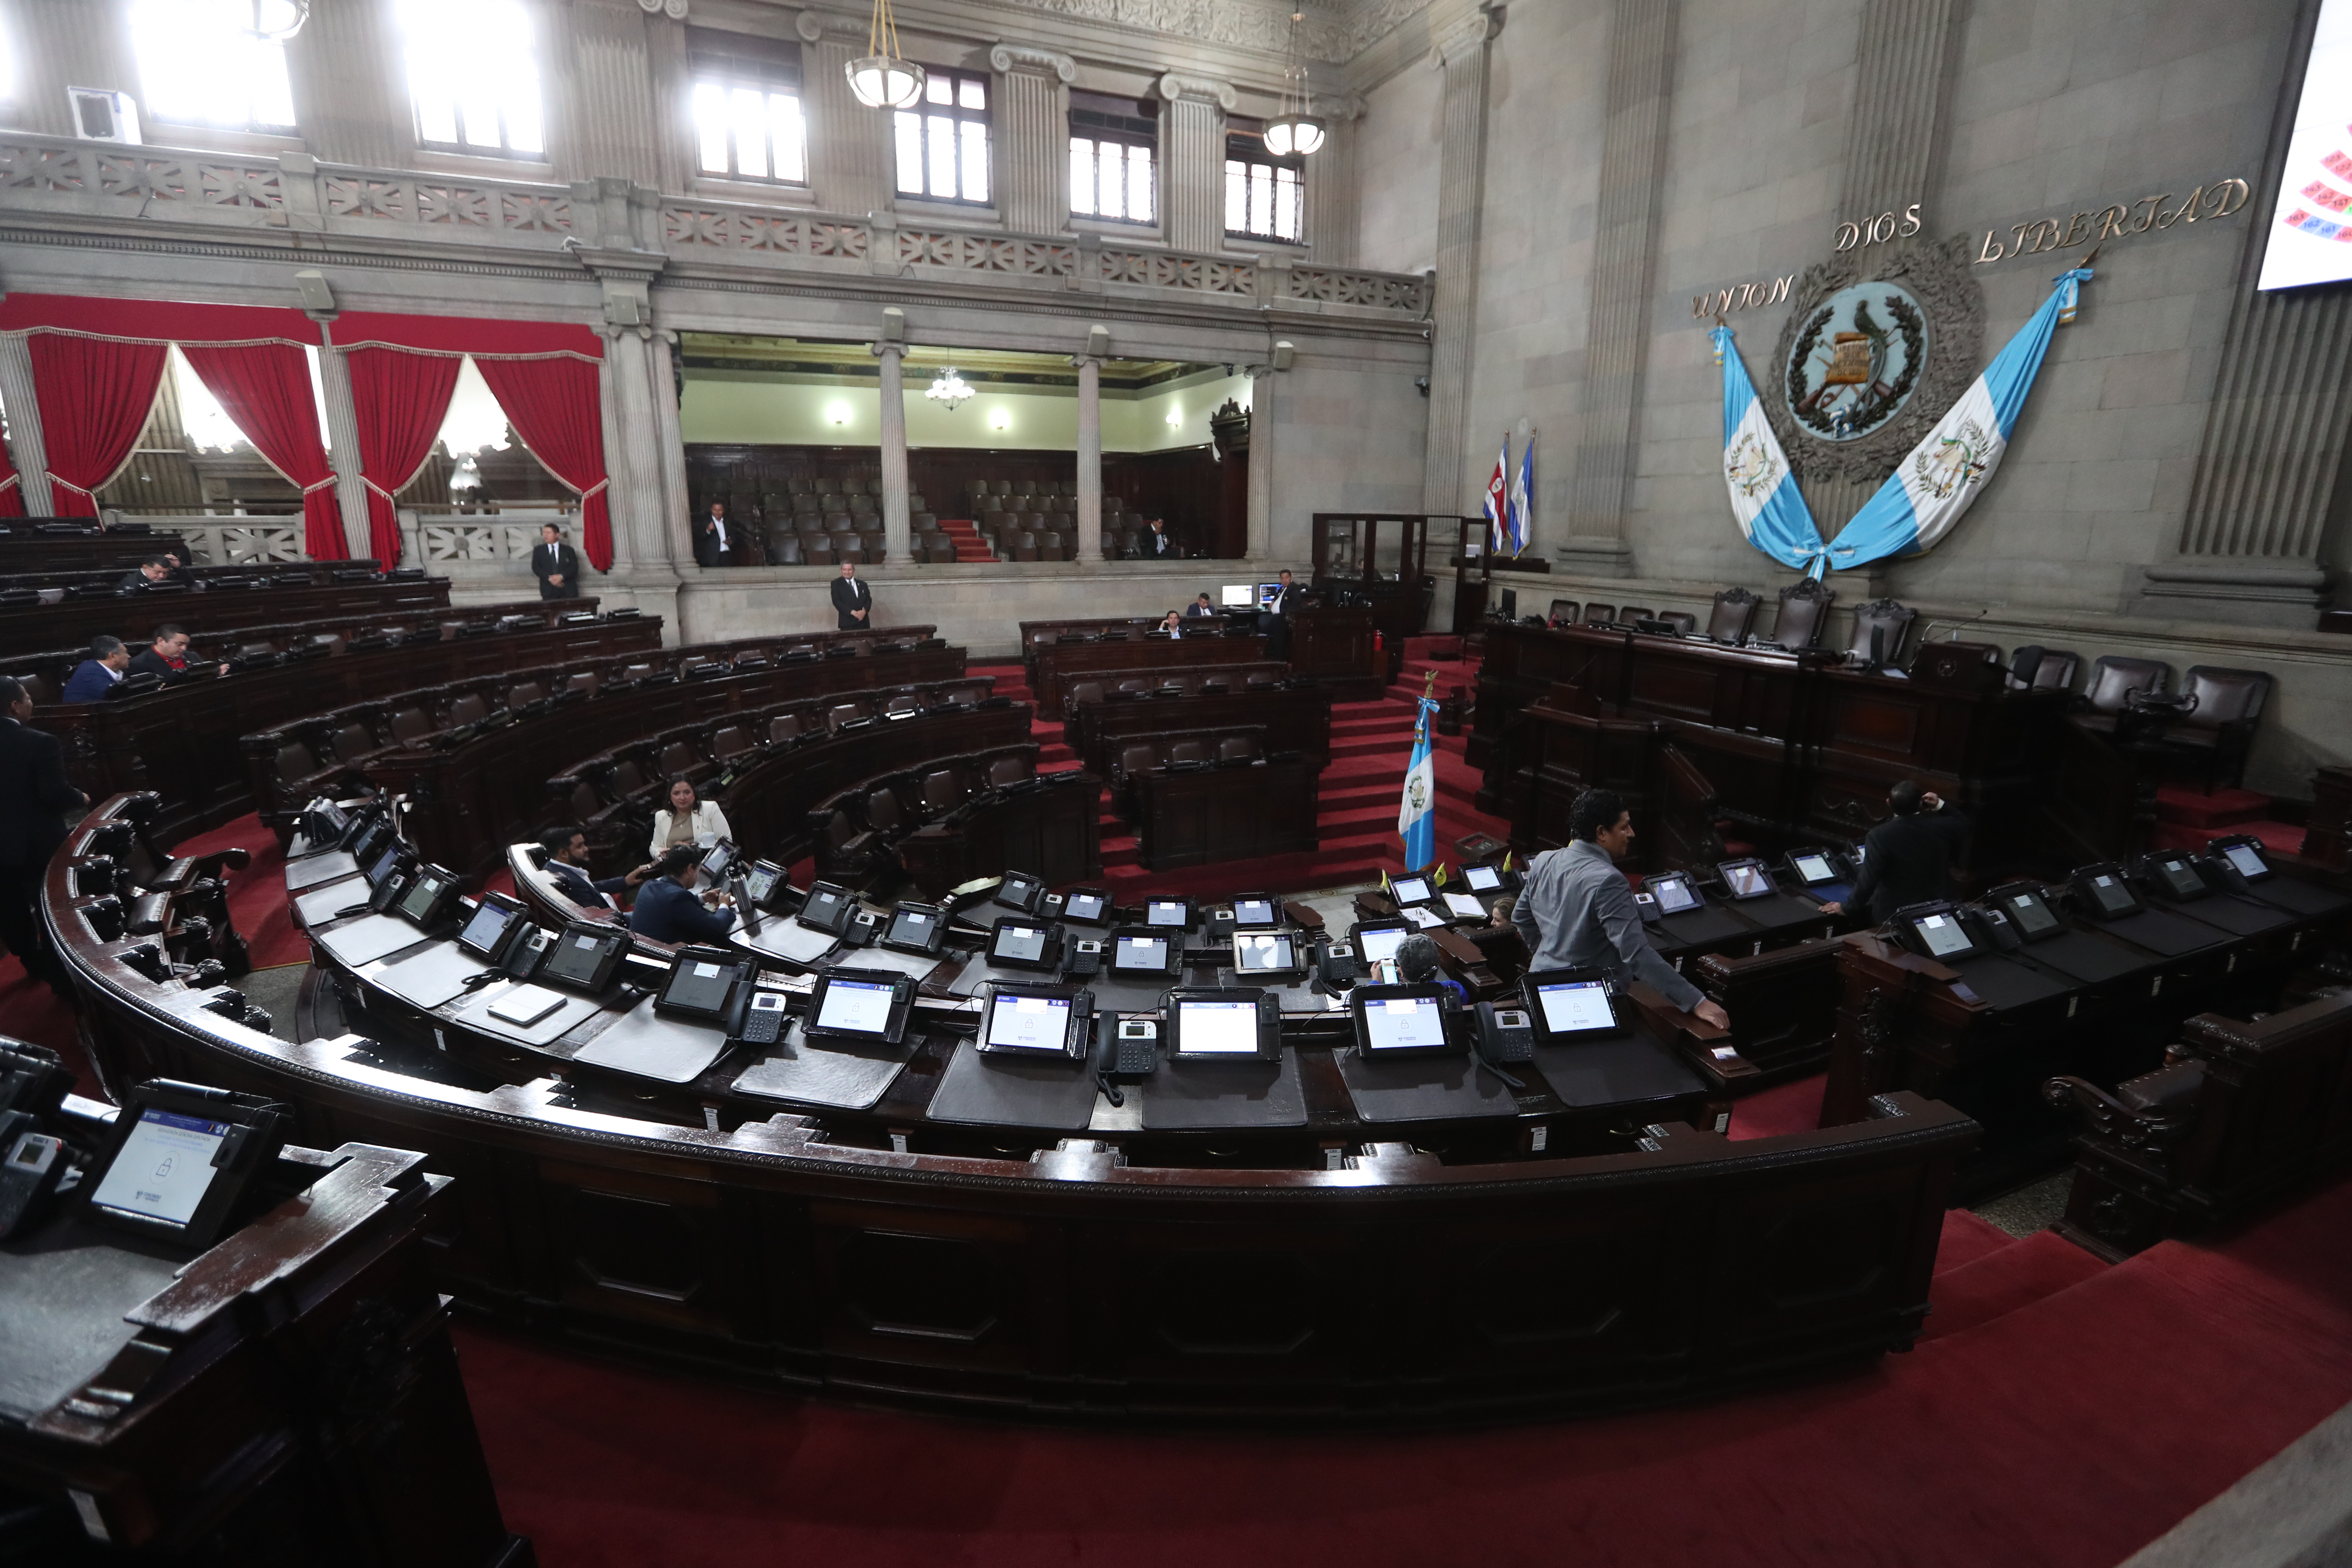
[539,827,652,911]
[629,846,737,944]
[62,636,131,703]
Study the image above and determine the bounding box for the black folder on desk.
[731,1022,913,1110]
[1334,1048,1518,1122]
[927,1039,1102,1130]
[1136,1053,1305,1130]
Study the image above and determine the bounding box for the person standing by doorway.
[831,558,873,629]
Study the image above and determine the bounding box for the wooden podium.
[0,1136,530,1565]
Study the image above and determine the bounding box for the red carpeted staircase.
[2151,784,2305,857]
[974,634,1514,903]
[937,517,997,562]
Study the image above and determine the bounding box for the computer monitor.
[1221,583,1256,609]
[1349,984,1458,1057]
[976,983,1090,1059]
[804,968,915,1045]
[1351,921,1410,967]
[1257,582,1284,611]
[1230,894,1281,930]
[1060,888,1112,926]
[1164,988,1280,1060]
[1523,970,1620,1044]
[1645,873,1703,916]
[455,892,527,962]
[1231,931,1299,976]
[986,916,1059,972]
[1907,910,1980,961]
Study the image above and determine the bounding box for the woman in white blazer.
[648,775,731,857]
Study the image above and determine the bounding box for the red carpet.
[937,518,997,562]
[447,1167,2352,1568]
[1724,1073,1827,1139]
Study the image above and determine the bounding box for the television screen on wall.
[2259,0,2352,291]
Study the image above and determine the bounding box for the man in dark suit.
[532,523,581,600]
[693,500,734,569]
[1145,518,1175,557]
[62,636,130,703]
[628,846,736,944]
[539,827,651,911]
[1262,569,1299,660]
[116,553,190,591]
[830,559,873,629]
[1184,592,1216,618]
[1826,780,1969,924]
[0,675,88,993]
[127,625,227,682]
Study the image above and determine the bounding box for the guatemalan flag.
[1504,432,1532,557]
[1711,325,1830,575]
[1826,268,2094,568]
[1482,436,1509,553]
[1397,679,1440,874]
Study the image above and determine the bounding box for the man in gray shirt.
[1511,787,1730,1030]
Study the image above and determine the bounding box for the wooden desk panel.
[0,576,454,658]
[1133,756,1317,870]
[1032,634,1267,710]
[899,771,1101,897]
[1071,687,1332,777]
[0,530,190,573]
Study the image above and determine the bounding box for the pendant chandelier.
[846,0,926,110]
[1263,11,1326,158]
[925,368,974,410]
[248,0,310,43]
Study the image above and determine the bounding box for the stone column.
[594,342,638,574]
[1557,0,1666,576]
[1303,94,1364,265]
[309,325,373,560]
[876,344,914,564]
[800,13,896,216]
[285,0,407,168]
[1155,73,1236,255]
[15,0,133,140]
[550,0,664,188]
[1246,369,1276,560]
[990,45,1076,236]
[0,336,56,517]
[1420,7,1503,518]
[1073,354,1104,564]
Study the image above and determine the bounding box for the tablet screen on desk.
[2085,874,2136,916]
[1233,932,1295,974]
[88,1107,230,1228]
[1063,891,1110,924]
[456,897,520,958]
[2222,843,2269,879]
[816,978,896,1035]
[1792,852,1837,885]
[2149,857,2205,900]
[1361,993,1448,1052]
[985,992,1072,1053]
[1357,926,1407,965]
[1721,863,1771,899]
[1649,876,1702,915]
[1912,912,1975,959]
[991,923,1050,965]
[741,861,784,907]
[1145,899,1190,928]
[1114,934,1169,972]
[2003,892,2061,936]
[1463,865,1502,892]
[1389,876,1432,906]
[1173,998,1258,1053]
[799,885,851,931]
[542,929,625,992]
[885,906,938,949]
[1534,980,1614,1035]
[1233,897,1278,928]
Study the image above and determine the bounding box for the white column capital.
[1429,5,1503,68]
[1156,71,1237,111]
[989,43,1077,82]
[796,9,856,42]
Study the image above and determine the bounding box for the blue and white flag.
[1398,682,1440,873]
[1826,268,2092,568]
[1504,432,1533,557]
[1711,325,1830,576]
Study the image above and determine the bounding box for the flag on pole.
[1482,435,1508,553]
[1504,431,1532,556]
[1822,267,2093,568]
[1398,671,1440,874]
[1712,323,1829,576]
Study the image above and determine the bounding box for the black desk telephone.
[734,989,790,1047]
[1108,1017,1158,1075]
[1066,938,1103,977]
[1473,1001,1535,1064]
[1315,940,1365,989]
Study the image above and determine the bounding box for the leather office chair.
[814,477,839,496]
[328,720,379,765]
[1616,606,1654,627]
[767,713,806,745]
[2076,656,2171,735]
[2165,667,2272,792]
[1166,739,1210,766]
[1707,587,1760,643]
[610,756,649,796]
[565,671,600,696]
[506,681,545,708]
[1773,579,1835,649]
[710,726,751,762]
[1014,533,1040,562]
[882,692,923,721]
[1657,611,1698,635]
[1547,598,1580,626]
[657,741,698,776]
[1583,604,1615,626]
[826,701,869,732]
[1845,598,1917,666]
[1116,679,1152,697]
[1116,742,1160,784]
[1245,672,1278,691]
[1012,478,1036,498]
[986,755,1032,789]
[863,786,905,839]
[272,740,319,791]
[447,694,489,726]
[1039,534,1065,563]
[769,535,804,566]
[2029,650,2080,691]
[801,538,833,566]
[1218,735,1260,761]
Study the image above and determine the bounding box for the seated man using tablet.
[1511,787,1729,1032]
[629,845,737,945]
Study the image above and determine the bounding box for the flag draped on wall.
[1482,436,1509,552]
[1397,674,1440,873]
[1713,266,2093,576]
[1504,432,1533,556]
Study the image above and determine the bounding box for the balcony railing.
[0,133,1431,322]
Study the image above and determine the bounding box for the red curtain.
[473,355,613,573]
[344,347,459,567]
[0,435,22,518]
[27,334,168,516]
[178,342,347,561]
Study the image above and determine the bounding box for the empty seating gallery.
[2,0,2350,1564]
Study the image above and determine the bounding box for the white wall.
[1354,56,1442,276]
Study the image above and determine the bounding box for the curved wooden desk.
[49,793,1979,1426]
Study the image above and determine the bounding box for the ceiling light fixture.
[1263,11,1326,158]
[249,0,311,43]
[925,367,974,410]
[845,0,925,110]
